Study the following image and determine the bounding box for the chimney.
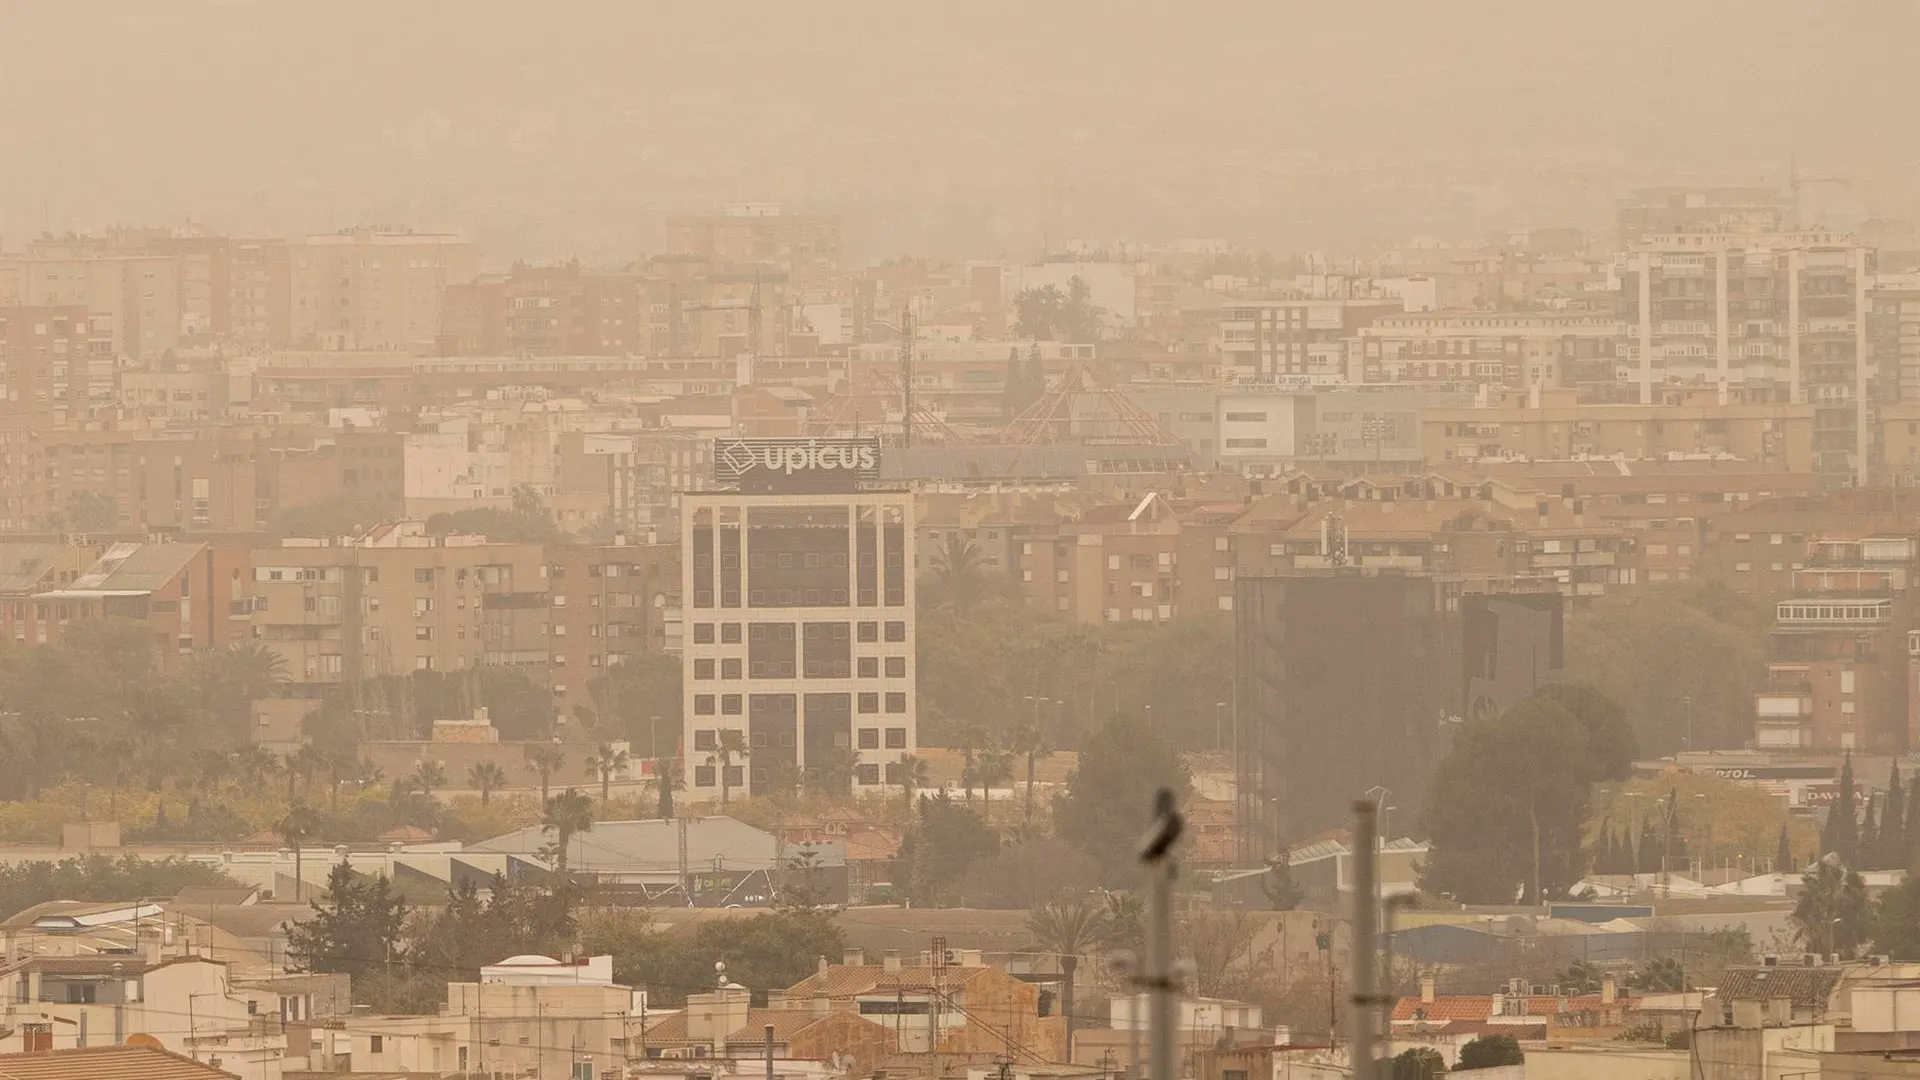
[845,948,865,967]
[818,956,829,975]
[813,994,830,1019]
[1601,973,1617,1005]
[883,950,902,973]
[1419,974,1435,1004]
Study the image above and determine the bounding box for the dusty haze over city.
[4,0,1919,260]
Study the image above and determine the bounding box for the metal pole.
[1349,799,1381,1080]
[1140,789,1184,1080]
[1127,992,1141,1080]
[765,1022,776,1080]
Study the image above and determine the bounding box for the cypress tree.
[1638,817,1662,874]
[1884,764,1906,871]
[1824,752,1859,866]
[1862,794,1881,871]
[1777,823,1794,875]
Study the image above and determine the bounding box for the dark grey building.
[1234,573,1563,860]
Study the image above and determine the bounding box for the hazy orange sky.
[3,0,1915,262]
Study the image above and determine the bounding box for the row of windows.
[691,655,907,686]
[693,725,910,751]
[693,686,908,713]
[694,620,905,644]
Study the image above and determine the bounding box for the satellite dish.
[126,1033,164,1048]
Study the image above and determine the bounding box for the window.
[885,692,907,713]
[858,728,880,749]
[414,626,434,640]
[857,656,879,678]
[1224,411,1267,422]
[414,597,433,616]
[723,765,743,788]
[695,695,716,715]
[857,621,879,643]
[694,729,716,751]
[694,623,715,644]
[370,1035,385,1053]
[721,658,742,679]
[856,763,881,785]
[885,727,908,749]
[721,623,742,644]
[885,656,907,678]
[415,656,434,671]
[885,621,906,642]
[858,692,880,714]
[694,659,715,680]
[414,569,434,585]
[721,694,742,715]
[695,765,716,787]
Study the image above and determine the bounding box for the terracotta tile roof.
[779,963,994,1001]
[0,1045,239,1079]
[1716,965,1843,1007]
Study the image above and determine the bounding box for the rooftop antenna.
[899,305,915,449]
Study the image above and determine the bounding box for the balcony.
[1756,692,1813,719]
[1776,598,1893,627]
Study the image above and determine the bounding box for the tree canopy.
[1420,684,1635,904]
[1013,276,1103,342]
[1053,714,1192,884]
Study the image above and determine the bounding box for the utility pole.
[1139,789,1184,1080]
[765,1022,775,1080]
[1349,800,1383,1080]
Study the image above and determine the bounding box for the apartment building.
[0,251,184,360]
[0,955,286,1079]
[1754,537,1917,752]
[38,429,275,533]
[439,261,647,357]
[1011,493,1237,622]
[1354,308,1619,395]
[248,528,547,746]
[666,205,842,276]
[27,541,251,660]
[287,229,477,352]
[681,438,916,798]
[1216,297,1401,382]
[1617,231,1871,486]
[1616,187,1789,243]
[0,306,116,427]
[544,541,681,723]
[0,542,101,646]
[1420,388,1815,472]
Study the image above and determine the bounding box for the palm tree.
[928,535,989,612]
[1019,723,1054,825]
[285,744,322,801]
[1027,894,1115,1060]
[413,759,447,797]
[896,753,930,815]
[1792,854,1871,957]
[235,745,281,790]
[467,762,508,806]
[588,742,630,802]
[528,744,565,803]
[276,800,322,903]
[542,788,595,875]
[977,748,1015,825]
[650,757,683,819]
[709,730,749,809]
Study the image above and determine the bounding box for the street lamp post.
[1214,701,1226,753]
[1022,695,1050,824]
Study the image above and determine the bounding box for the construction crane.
[667,269,766,382]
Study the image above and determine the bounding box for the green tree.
[1420,685,1634,904]
[1779,824,1797,875]
[1627,956,1687,992]
[424,505,562,543]
[63,489,118,531]
[588,742,630,801]
[0,856,237,918]
[1875,873,1920,959]
[467,762,508,806]
[709,729,748,808]
[897,791,999,906]
[412,759,447,797]
[276,800,322,903]
[285,863,409,995]
[895,753,929,814]
[1026,895,1113,1059]
[1262,849,1301,911]
[587,652,682,757]
[1822,753,1860,866]
[267,491,401,542]
[1793,855,1870,957]
[1392,1047,1447,1080]
[528,744,565,803]
[542,789,595,875]
[1456,1034,1525,1070]
[1054,715,1192,884]
[651,757,682,819]
[1883,764,1907,872]
[1565,581,1769,755]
